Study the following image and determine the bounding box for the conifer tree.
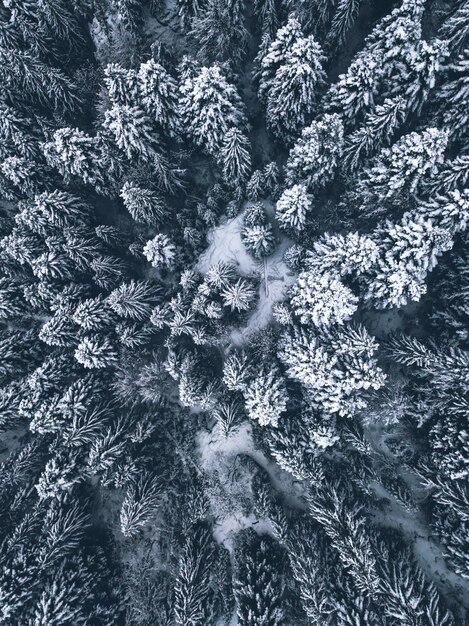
[234,531,285,626]
[174,522,217,626]
[219,128,252,188]
[275,183,312,232]
[189,0,248,64]
[286,114,344,190]
[243,365,288,427]
[180,63,247,157]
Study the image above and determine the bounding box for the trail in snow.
[197,422,306,552]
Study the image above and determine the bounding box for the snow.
[197,212,297,346]
[196,421,307,552]
[197,214,257,276]
[365,422,469,614]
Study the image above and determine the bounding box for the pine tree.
[289,269,359,327]
[120,181,167,225]
[353,128,448,215]
[243,365,288,427]
[439,0,469,56]
[219,128,252,188]
[143,234,177,269]
[241,223,276,259]
[275,183,312,232]
[174,522,217,626]
[286,114,344,190]
[278,325,386,417]
[103,104,161,163]
[234,531,285,626]
[75,335,118,369]
[341,97,406,173]
[107,280,161,320]
[0,47,81,113]
[257,15,303,103]
[189,0,248,64]
[104,63,138,107]
[180,63,247,156]
[326,0,361,48]
[221,278,257,312]
[120,473,163,537]
[42,128,116,195]
[305,231,380,277]
[266,34,326,141]
[137,59,181,136]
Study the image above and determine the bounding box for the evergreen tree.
[174,522,217,626]
[275,183,312,232]
[265,34,326,141]
[219,128,252,188]
[234,531,285,626]
[107,280,161,320]
[243,364,288,427]
[189,0,248,64]
[143,234,177,269]
[137,59,181,136]
[289,269,359,327]
[120,181,168,225]
[341,97,406,173]
[120,473,163,537]
[286,113,344,190]
[278,324,386,417]
[180,63,247,156]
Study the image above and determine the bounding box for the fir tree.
[219,128,252,188]
[275,183,312,232]
[243,364,288,427]
[286,113,344,190]
[180,63,247,156]
[143,234,177,269]
[234,531,285,626]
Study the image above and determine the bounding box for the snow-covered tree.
[278,324,386,417]
[107,280,161,320]
[174,522,216,626]
[241,223,276,259]
[104,63,138,107]
[354,128,448,214]
[75,335,118,369]
[219,128,252,188]
[305,231,380,277]
[189,0,248,64]
[137,59,181,136]
[265,34,326,141]
[289,270,359,327]
[275,183,312,231]
[257,15,303,103]
[243,365,288,427]
[120,181,167,225]
[221,278,257,312]
[120,473,162,537]
[341,97,406,173]
[42,128,116,195]
[234,531,285,626]
[363,190,469,309]
[286,114,344,190]
[223,350,250,391]
[103,104,161,163]
[143,233,177,269]
[180,62,247,156]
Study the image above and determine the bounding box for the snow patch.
[197,213,297,345]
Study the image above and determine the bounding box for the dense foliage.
[0,0,468,624]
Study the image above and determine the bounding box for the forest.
[0,0,468,624]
